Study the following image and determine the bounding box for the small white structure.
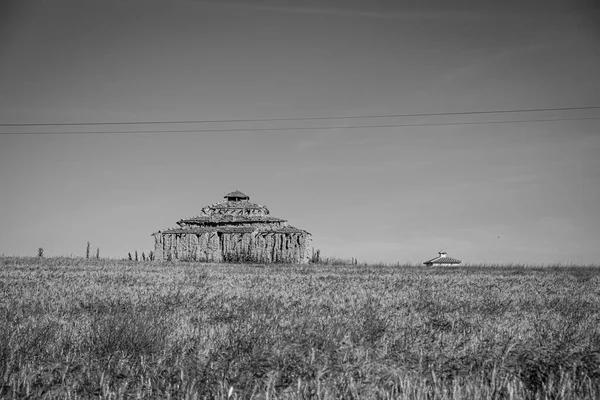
[423,250,461,266]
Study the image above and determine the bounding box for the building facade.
[153,191,312,263]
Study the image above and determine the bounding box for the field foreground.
[1,258,600,399]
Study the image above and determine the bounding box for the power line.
[1,116,599,135]
[0,105,599,127]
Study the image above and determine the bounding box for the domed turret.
[224,190,250,202]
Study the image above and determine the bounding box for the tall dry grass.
[1,257,599,399]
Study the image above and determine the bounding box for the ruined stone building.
[153,190,312,263]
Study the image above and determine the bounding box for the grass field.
[1,257,599,399]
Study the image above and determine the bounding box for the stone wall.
[154,231,311,264]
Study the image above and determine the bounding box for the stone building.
[152,190,312,263]
[423,250,462,266]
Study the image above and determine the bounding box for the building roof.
[160,227,254,234]
[181,200,271,219]
[261,226,308,234]
[423,257,461,265]
[157,225,307,235]
[179,215,286,224]
[423,251,461,265]
[224,190,249,199]
[154,192,310,237]
[208,200,269,211]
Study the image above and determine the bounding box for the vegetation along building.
[153,190,312,263]
[423,250,462,266]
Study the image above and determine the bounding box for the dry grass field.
[1,257,599,399]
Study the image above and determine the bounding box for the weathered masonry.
[153,190,312,263]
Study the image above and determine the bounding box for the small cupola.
[224,190,250,202]
[439,250,447,258]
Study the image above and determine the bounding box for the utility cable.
[1,116,599,135]
[0,105,599,127]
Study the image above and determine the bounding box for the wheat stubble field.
[1,257,599,399]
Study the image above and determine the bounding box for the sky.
[1,0,599,264]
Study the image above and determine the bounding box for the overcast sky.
[1,0,599,264]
